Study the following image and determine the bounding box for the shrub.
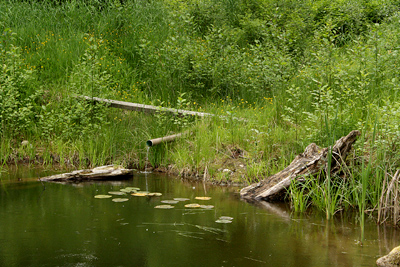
[0,29,41,139]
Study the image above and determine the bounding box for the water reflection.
[0,168,399,267]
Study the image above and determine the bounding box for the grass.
[1,0,400,227]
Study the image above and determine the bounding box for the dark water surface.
[0,166,398,267]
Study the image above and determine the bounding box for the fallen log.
[39,165,134,182]
[240,130,361,201]
[77,95,247,121]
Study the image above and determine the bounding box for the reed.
[288,179,310,213]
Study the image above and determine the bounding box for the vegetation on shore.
[1,0,400,225]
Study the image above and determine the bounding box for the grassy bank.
[1,0,400,226]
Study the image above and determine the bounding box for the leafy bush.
[37,34,111,140]
[0,29,41,138]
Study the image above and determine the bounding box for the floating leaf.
[219,216,234,221]
[94,195,112,199]
[174,198,190,201]
[120,188,135,193]
[195,197,212,200]
[215,219,232,224]
[161,200,179,204]
[185,203,201,208]
[125,187,140,191]
[200,205,214,209]
[147,192,162,197]
[155,205,174,209]
[108,191,126,195]
[132,193,147,197]
[112,198,129,202]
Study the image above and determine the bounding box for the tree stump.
[240,130,361,201]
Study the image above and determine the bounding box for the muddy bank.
[3,141,253,187]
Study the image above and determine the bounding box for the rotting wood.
[40,165,133,182]
[78,95,246,121]
[240,130,361,201]
[79,95,214,117]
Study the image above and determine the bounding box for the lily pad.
[195,197,212,200]
[215,219,232,224]
[161,200,179,204]
[184,203,201,208]
[147,192,162,197]
[200,205,214,209]
[219,216,234,221]
[131,193,148,197]
[125,187,140,191]
[120,188,135,193]
[94,195,112,199]
[174,198,190,201]
[155,205,174,209]
[112,198,129,202]
[108,191,126,195]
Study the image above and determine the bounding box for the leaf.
[161,200,179,204]
[147,192,162,197]
[112,198,129,202]
[155,205,174,209]
[94,195,112,199]
[120,188,135,193]
[131,193,148,197]
[125,187,140,191]
[218,216,233,221]
[108,191,126,195]
[199,205,214,209]
[174,198,190,201]
[195,197,212,200]
[184,203,201,208]
[215,219,232,224]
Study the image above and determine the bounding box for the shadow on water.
[0,165,399,267]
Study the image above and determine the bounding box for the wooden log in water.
[240,130,361,201]
[40,165,134,182]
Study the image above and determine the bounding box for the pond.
[0,166,398,267]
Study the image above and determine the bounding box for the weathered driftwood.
[240,130,361,201]
[78,95,246,121]
[78,95,214,117]
[40,165,133,182]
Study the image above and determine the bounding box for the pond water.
[0,166,399,267]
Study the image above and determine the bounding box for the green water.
[0,166,398,267]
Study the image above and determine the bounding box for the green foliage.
[288,179,310,213]
[2,0,400,224]
[37,35,112,141]
[69,34,114,97]
[0,29,41,138]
